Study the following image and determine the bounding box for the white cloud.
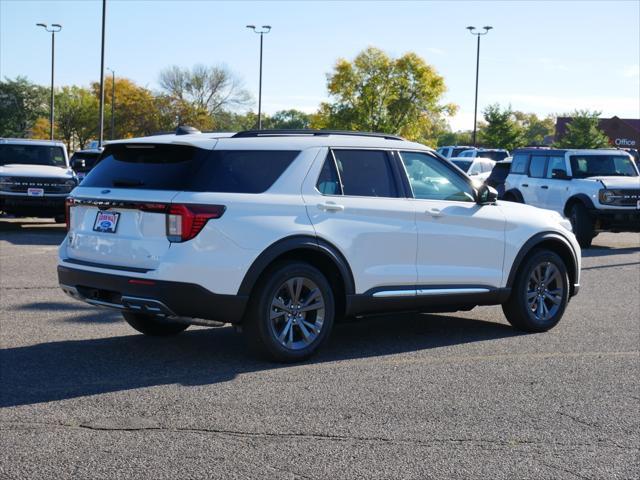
[447,111,476,132]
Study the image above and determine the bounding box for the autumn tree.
[554,110,610,149]
[92,77,162,139]
[313,47,456,144]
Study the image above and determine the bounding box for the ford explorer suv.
[58,129,581,362]
[504,148,640,248]
[0,138,76,223]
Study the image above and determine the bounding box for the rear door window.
[546,156,567,178]
[528,155,547,178]
[83,144,298,193]
[331,149,399,198]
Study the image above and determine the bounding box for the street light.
[98,0,107,146]
[246,24,271,130]
[36,23,62,140]
[106,68,115,140]
[466,25,493,147]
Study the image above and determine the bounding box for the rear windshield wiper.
[112,178,144,187]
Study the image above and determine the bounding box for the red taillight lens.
[166,204,226,242]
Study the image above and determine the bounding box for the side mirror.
[72,158,86,170]
[476,184,498,205]
[552,169,571,180]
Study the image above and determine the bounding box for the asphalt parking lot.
[0,218,638,480]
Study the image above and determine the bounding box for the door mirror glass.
[476,184,498,204]
[551,169,571,180]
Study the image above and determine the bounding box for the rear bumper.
[591,209,640,232]
[0,194,67,216]
[57,265,248,324]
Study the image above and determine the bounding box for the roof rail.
[232,129,405,141]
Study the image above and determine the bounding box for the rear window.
[82,144,298,192]
[0,144,66,167]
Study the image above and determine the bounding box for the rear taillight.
[166,204,226,242]
[65,197,75,231]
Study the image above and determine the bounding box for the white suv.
[504,148,640,248]
[58,130,581,361]
[458,148,510,161]
[0,138,76,222]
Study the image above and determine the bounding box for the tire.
[503,191,523,203]
[568,203,594,248]
[243,261,335,362]
[502,249,570,333]
[122,312,189,336]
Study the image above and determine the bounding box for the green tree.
[480,104,524,150]
[513,111,555,146]
[554,110,610,148]
[437,130,474,147]
[268,109,311,129]
[0,76,48,137]
[313,47,456,144]
[55,86,99,150]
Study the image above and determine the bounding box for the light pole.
[246,25,271,130]
[36,23,62,140]
[98,0,107,146]
[466,25,492,147]
[106,68,115,140]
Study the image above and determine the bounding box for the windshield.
[478,151,509,161]
[452,147,470,157]
[70,152,101,168]
[570,155,638,178]
[0,144,66,167]
[451,160,472,172]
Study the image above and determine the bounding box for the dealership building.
[555,116,640,148]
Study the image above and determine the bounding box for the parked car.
[504,148,640,248]
[70,148,103,182]
[0,138,77,223]
[484,158,512,198]
[458,148,510,161]
[450,157,496,182]
[59,129,581,361]
[436,145,475,159]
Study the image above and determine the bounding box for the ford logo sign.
[101,189,111,194]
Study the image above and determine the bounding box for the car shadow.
[14,302,122,324]
[0,313,521,408]
[582,245,639,258]
[0,219,66,246]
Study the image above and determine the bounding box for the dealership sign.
[614,138,637,146]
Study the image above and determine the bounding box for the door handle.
[540,185,549,189]
[522,184,529,187]
[317,202,345,212]
[426,208,443,218]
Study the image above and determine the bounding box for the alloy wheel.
[526,261,564,322]
[269,277,325,350]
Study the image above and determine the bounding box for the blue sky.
[2,0,639,131]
